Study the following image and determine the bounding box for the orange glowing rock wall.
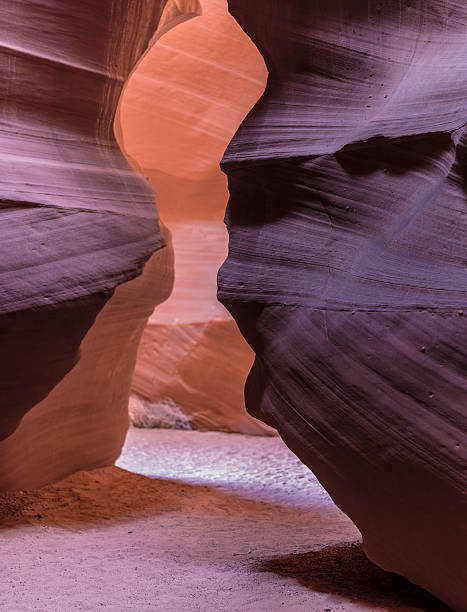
[119,0,272,434]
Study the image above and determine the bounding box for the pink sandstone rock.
[0,0,199,486]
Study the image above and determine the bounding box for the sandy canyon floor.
[0,427,450,611]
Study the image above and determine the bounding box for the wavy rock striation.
[0,0,199,486]
[219,1,467,609]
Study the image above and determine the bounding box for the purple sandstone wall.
[219,2,467,609]
[0,1,200,486]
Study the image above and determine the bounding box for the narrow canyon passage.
[0,428,449,612]
[1,2,465,610]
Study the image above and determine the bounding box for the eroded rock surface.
[0,0,199,486]
[219,1,467,609]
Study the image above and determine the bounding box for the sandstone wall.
[219,2,467,609]
[119,0,272,434]
[0,0,199,489]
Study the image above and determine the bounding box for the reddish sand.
[0,428,450,611]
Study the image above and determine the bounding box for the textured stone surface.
[0,234,174,490]
[120,0,272,434]
[218,2,467,609]
[0,1,198,485]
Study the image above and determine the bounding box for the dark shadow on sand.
[256,542,451,611]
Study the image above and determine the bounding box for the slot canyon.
[0,1,465,611]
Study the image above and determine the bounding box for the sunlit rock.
[120,0,272,434]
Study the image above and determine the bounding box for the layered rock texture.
[119,0,272,434]
[0,0,199,488]
[218,1,467,610]
[2,1,465,609]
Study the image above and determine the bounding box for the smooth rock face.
[219,1,467,609]
[0,1,198,483]
[120,0,272,434]
[0,232,174,490]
